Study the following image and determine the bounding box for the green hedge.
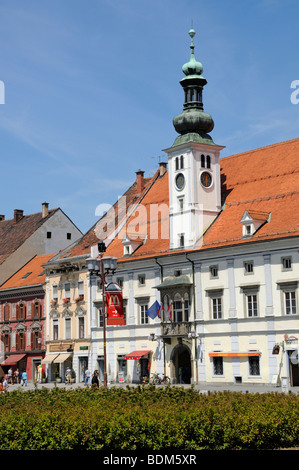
[0,385,299,450]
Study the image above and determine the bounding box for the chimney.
[136,170,144,194]
[0,215,5,221]
[42,202,49,218]
[14,209,23,224]
[159,161,167,177]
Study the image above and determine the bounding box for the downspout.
[185,253,198,384]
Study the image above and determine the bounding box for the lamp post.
[86,241,117,387]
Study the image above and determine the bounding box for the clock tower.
[163,29,224,250]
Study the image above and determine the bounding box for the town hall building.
[42,29,299,388]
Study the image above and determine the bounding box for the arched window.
[180,155,184,169]
[175,157,179,171]
[201,154,205,168]
[206,155,211,169]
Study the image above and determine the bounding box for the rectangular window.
[244,262,254,274]
[213,357,223,375]
[78,280,84,299]
[249,357,260,376]
[79,317,85,339]
[53,319,59,340]
[140,304,149,324]
[138,275,145,286]
[64,282,71,300]
[285,291,297,315]
[53,285,58,300]
[210,265,218,278]
[212,297,222,319]
[98,307,103,327]
[116,277,124,288]
[247,294,258,317]
[282,257,292,270]
[65,318,71,340]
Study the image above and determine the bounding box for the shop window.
[213,357,223,375]
[249,356,260,376]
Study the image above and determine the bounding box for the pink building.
[0,254,54,382]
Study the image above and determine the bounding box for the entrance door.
[171,344,192,384]
[288,350,299,386]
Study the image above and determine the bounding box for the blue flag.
[145,300,161,320]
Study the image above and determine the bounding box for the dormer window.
[240,210,269,238]
[122,234,146,257]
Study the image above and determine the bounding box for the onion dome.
[172,29,215,147]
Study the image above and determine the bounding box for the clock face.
[200,171,212,188]
[175,173,185,190]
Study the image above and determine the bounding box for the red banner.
[106,291,125,325]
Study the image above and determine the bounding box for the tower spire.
[172,29,215,147]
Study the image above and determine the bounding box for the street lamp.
[86,240,117,387]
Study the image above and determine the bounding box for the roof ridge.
[226,190,299,206]
[222,137,299,162]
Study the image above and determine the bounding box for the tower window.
[201,154,211,169]
[175,156,184,171]
[179,234,185,247]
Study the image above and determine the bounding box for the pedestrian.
[84,368,91,387]
[21,370,27,386]
[91,370,100,388]
[2,375,9,392]
[65,367,72,385]
[14,369,19,385]
[8,367,12,384]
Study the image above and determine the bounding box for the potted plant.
[71,369,76,383]
[50,299,58,308]
[62,298,70,306]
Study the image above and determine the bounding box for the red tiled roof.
[46,138,299,267]
[0,209,59,265]
[108,138,299,260]
[0,254,55,289]
[47,175,155,262]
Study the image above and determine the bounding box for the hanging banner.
[106,288,125,325]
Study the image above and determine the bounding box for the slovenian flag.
[145,300,161,319]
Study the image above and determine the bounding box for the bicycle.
[150,373,171,385]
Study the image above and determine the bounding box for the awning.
[124,350,151,360]
[41,354,59,364]
[1,354,26,366]
[53,353,72,363]
[209,351,260,357]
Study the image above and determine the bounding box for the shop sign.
[106,289,125,325]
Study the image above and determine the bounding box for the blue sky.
[0,0,298,233]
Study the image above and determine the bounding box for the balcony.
[161,322,192,339]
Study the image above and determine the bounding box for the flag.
[145,300,161,320]
[166,304,171,320]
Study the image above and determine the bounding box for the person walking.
[21,370,27,386]
[84,368,91,387]
[8,367,12,384]
[65,367,72,385]
[91,370,100,388]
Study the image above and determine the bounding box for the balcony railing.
[161,321,192,338]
